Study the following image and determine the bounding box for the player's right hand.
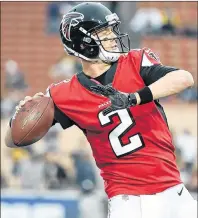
[90,84,131,115]
[90,84,137,115]
[15,92,44,111]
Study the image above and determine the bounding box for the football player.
[5,2,197,218]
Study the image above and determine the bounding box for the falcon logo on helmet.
[62,12,84,41]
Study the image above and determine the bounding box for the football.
[11,96,54,147]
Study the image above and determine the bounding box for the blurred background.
[1,1,197,218]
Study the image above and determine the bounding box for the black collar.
[77,62,118,92]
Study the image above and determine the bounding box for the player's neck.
[81,60,111,78]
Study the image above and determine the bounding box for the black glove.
[90,84,137,115]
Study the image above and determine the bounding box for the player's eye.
[102,37,109,41]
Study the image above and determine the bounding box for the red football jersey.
[49,48,182,198]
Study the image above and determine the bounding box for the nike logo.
[177,187,184,196]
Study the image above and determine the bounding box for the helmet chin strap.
[98,45,120,63]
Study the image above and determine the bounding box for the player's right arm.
[5,84,74,148]
[5,92,45,148]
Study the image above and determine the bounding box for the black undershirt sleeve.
[52,103,87,134]
[48,89,74,130]
[140,64,179,86]
[52,104,74,129]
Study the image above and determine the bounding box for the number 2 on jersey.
[98,109,145,157]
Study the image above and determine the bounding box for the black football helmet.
[59,2,130,63]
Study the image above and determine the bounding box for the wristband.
[137,86,153,105]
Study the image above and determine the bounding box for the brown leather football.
[11,96,54,147]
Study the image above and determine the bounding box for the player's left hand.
[90,84,137,115]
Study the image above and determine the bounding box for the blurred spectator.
[49,55,82,81]
[47,3,61,33]
[130,8,163,34]
[72,149,97,191]
[1,60,28,118]
[180,27,197,38]
[186,164,198,199]
[1,174,8,188]
[10,148,31,178]
[17,152,46,190]
[43,124,62,152]
[160,8,181,35]
[178,86,198,102]
[4,60,27,91]
[175,129,197,175]
[130,7,182,36]
[44,151,69,189]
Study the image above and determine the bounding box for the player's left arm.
[148,70,193,100]
[136,67,194,104]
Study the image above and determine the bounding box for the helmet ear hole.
[83,37,100,58]
[84,44,99,59]
[73,36,100,59]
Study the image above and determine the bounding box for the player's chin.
[108,47,120,53]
